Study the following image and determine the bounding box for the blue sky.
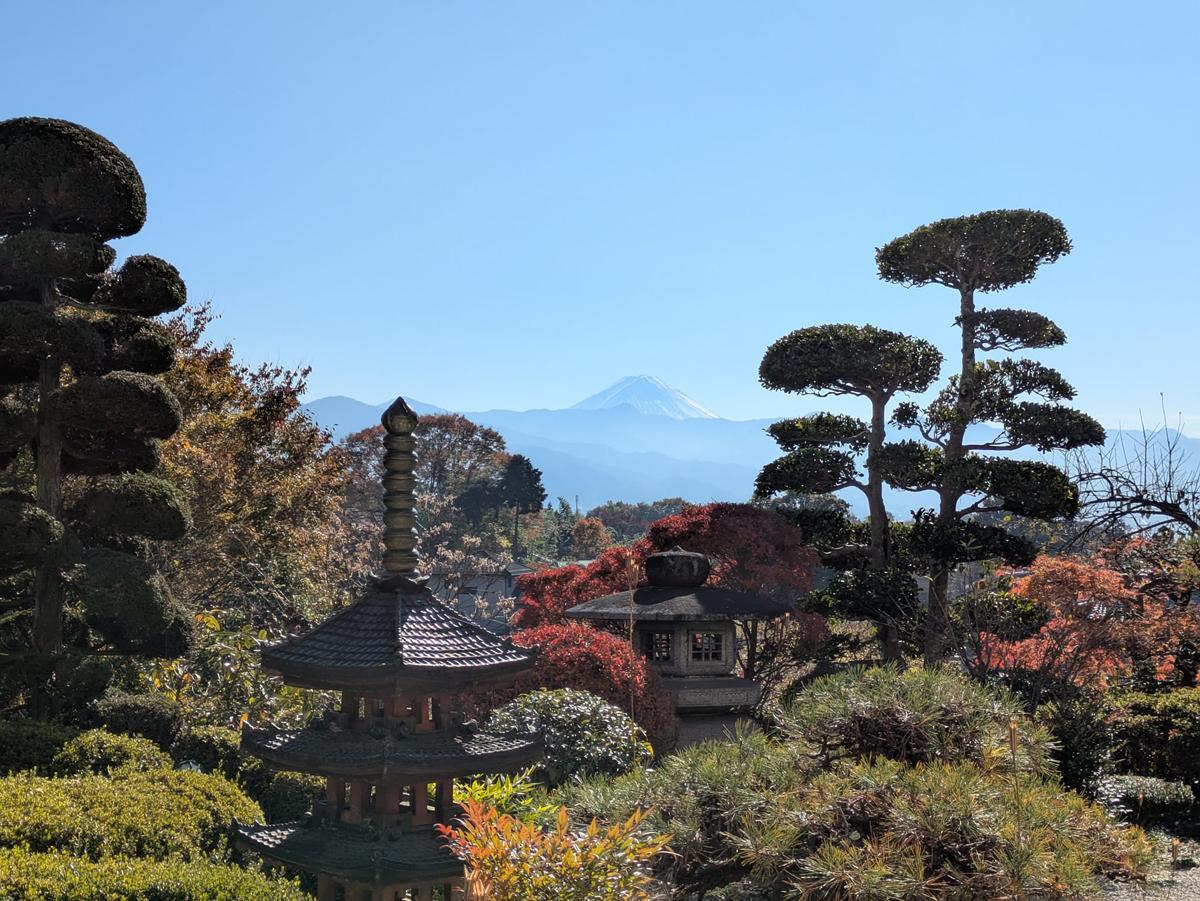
[4,2,1197,425]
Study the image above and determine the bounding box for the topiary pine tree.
[755,324,942,657]
[875,210,1105,661]
[0,118,193,705]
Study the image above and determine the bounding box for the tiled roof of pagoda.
[260,574,535,691]
[237,821,462,885]
[241,725,542,779]
[566,585,794,622]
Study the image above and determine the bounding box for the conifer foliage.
[0,118,192,701]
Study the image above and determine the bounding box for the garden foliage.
[488,688,650,787]
[51,728,170,776]
[0,848,306,901]
[439,800,668,901]
[0,768,261,861]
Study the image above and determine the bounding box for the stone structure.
[565,547,792,715]
[236,397,542,901]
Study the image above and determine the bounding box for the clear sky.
[4,2,1197,426]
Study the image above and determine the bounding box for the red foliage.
[460,621,678,749]
[512,546,639,629]
[640,502,819,599]
[979,553,1200,691]
[513,503,819,628]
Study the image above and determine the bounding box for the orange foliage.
[979,554,1200,690]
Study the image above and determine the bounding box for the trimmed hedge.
[1099,774,1196,827]
[89,691,183,749]
[51,729,170,776]
[236,756,323,823]
[0,769,261,861]
[0,719,79,775]
[0,847,306,900]
[1109,687,1200,791]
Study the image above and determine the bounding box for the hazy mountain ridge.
[302,378,1200,515]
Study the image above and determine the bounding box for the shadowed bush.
[51,728,170,776]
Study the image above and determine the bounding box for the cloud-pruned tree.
[755,324,941,657]
[0,118,193,707]
[876,210,1105,661]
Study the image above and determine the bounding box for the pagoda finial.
[381,396,419,575]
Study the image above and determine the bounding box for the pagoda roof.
[236,821,461,885]
[261,574,536,691]
[242,725,543,780]
[565,585,794,622]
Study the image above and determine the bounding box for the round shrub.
[508,622,678,751]
[255,769,323,823]
[0,768,262,861]
[74,472,191,541]
[489,688,650,787]
[88,691,183,749]
[75,553,195,658]
[62,371,182,439]
[52,728,170,776]
[1109,687,1200,791]
[96,254,187,316]
[778,665,1054,774]
[0,117,147,240]
[0,719,79,775]
[171,725,242,779]
[0,847,307,900]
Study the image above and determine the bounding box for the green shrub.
[0,768,262,861]
[488,688,650,787]
[171,724,241,779]
[1098,774,1196,827]
[51,728,170,775]
[1032,688,1111,797]
[777,665,1054,774]
[0,719,78,774]
[0,847,307,900]
[559,726,1150,897]
[558,726,812,891]
[759,760,1151,897]
[1109,687,1200,792]
[455,767,553,822]
[89,691,182,749]
[252,768,323,823]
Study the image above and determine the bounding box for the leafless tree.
[1068,402,1200,542]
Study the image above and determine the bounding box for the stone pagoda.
[566,547,792,717]
[236,397,542,901]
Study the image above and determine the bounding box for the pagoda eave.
[260,657,535,693]
[237,821,463,885]
[241,726,544,780]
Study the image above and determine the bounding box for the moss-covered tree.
[0,118,192,708]
[876,210,1105,661]
[755,324,942,656]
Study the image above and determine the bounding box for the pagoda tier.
[237,822,462,894]
[242,725,542,780]
[261,574,534,692]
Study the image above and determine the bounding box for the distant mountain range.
[303,377,1200,517]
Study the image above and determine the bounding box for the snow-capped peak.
[569,375,719,420]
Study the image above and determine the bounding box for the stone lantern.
[565,547,793,717]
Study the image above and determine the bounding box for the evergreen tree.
[501,454,547,514]
[755,324,941,656]
[0,118,192,708]
[875,210,1105,661]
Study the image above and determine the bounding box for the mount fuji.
[570,375,719,420]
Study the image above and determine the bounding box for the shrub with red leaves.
[462,621,678,750]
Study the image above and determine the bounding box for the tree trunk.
[30,280,64,715]
[866,396,901,661]
[924,285,976,664]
